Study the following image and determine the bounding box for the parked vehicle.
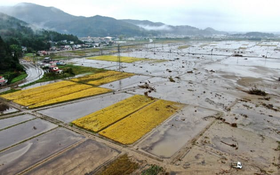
[231,162,242,169]
[56,61,66,66]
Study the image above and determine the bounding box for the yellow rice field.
[1,70,135,108]
[71,71,122,82]
[13,83,92,106]
[87,72,133,86]
[99,100,184,145]
[72,95,155,132]
[87,55,146,63]
[1,81,76,100]
[29,87,111,108]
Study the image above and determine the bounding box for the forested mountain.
[0,3,225,37]
[0,12,81,52]
[0,3,152,37]
[0,36,23,78]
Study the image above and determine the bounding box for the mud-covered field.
[1,40,280,174]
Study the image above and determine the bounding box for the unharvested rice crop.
[71,71,122,82]
[99,100,184,144]
[29,87,111,108]
[1,70,134,108]
[1,81,76,100]
[87,55,146,63]
[87,72,133,86]
[96,154,139,175]
[178,45,190,49]
[13,83,92,106]
[72,95,155,132]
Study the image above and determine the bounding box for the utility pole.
[118,44,121,71]
[117,44,122,90]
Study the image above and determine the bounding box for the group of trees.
[0,36,24,82]
[0,13,84,83]
[0,13,82,53]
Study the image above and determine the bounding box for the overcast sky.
[1,0,279,32]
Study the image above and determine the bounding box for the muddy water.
[232,109,280,140]
[0,103,18,115]
[38,93,132,123]
[100,75,151,90]
[27,139,119,175]
[201,122,278,167]
[0,118,57,151]
[0,128,84,174]
[0,114,34,130]
[139,106,218,158]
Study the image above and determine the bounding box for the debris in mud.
[169,77,175,82]
[221,141,237,148]
[248,86,267,96]
[240,114,248,118]
[166,69,172,73]
[261,103,279,112]
[187,71,193,73]
[216,117,238,128]
[138,82,156,92]
[258,97,271,101]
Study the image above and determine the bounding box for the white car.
[232,161,242,169]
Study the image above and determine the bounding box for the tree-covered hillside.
[0,12,82,52]
[0,36,23,82]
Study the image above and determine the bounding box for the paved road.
[19,61,44,87]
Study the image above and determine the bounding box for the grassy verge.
[10,73,27,84]
[0,89,20,95]
[41,65,106,83]
[21,65,106,87]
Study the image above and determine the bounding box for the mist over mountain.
[122,19,227,36]
[0,12,81,52]
[0,2,227,37]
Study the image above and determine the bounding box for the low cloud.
[138,25,172,31]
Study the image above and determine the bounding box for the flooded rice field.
[138,106,219,158]
[1,40,280,174]
[0,118,57,151]
[0,114,34,130]
[38,93,132,123]
[27,139,119,175]
[0,128,84,174]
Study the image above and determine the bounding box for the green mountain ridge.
[0,2,225,37]
[0,12,81,52]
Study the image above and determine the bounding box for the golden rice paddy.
[87,55,146,63]
[100,100,184,144]
[87,72,133,86]
[71,71,122,83]
[1,71,133,108]
[72,95,155,132]
[29,87,111,108]
[72,95,184,144]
